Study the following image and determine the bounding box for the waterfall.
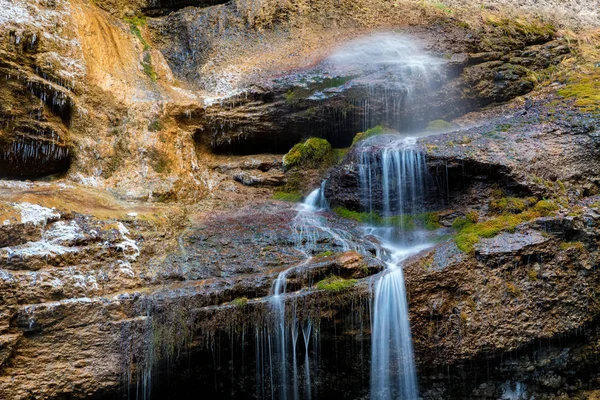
[261,34,442,400]
[263,184,345,400]
[303,180,328,211]
[361,137,434,400]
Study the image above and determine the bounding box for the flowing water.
[260,34,442,400]
[361,136,435,400]
[262,181,355,400]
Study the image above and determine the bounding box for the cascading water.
[260,34,443,400]
[362,136,436,400]
[262,181,354,400]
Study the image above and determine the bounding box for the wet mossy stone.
[352,125,385,145]
[425,120,454,133]
[315,275,357,292]
[283,137,333,170]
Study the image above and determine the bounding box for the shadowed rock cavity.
[155,23,568,156]
[0,137,71,179]
[142,0,229,16]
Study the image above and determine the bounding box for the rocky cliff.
[0,0,599,398]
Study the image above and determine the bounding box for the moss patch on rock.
[333,207,441,231]
[315,275,357,292]
[231,297,249,307]
[557,71,600,113]
[352,125,385,145]
[454,199,559,253]
[425,119,454,132]
[283,137,334,170]
[484,15,555,42]
[272,191,303,202]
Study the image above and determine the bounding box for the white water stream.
[261,34,442,400]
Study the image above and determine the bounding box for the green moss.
[315,276,357,292]
[454,210,543,253]
[124,15,157,81]
[489,196,533,214]
[231,297,249,307]
[124,16,150,51]
[352,125,385,145]
[333,207,382,225]
[333,148,350,164]
[383,215,416,231]
[455,232,480,253]
[557,72,600,112]
[425,119,454,132]
[527,269,538,281]
[560,241,584,251]
[284,89,297,104]
[415,212,441,230]
[148,119,163,132]
[124,15,147,27]
[333,207,441,231]
[452,211,478,231]
[432,2,453,13]
[485,15,555,39]
[283,138,334,170]
[506,282,521,298]
[533,200,559,216]
[148,148,170,174]
[273,191,303,202]
[142,53,157,81]
[316,251,335,257]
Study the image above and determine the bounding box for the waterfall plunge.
[265,34,442,400]
[362,137,435,400]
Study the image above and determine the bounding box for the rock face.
[325,98,600,211]
[0,0,599,399]
[162,23,570,154]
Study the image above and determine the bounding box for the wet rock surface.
[326,99,600,211]
[0,0,599,398]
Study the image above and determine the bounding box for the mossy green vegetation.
[124,16,150,50]
[451,211,479,231]
[533,199,559,215]
[148,119,163,132]
[316,250,335,257]
[432,2,453,14]
[283,137,334,170]
[557,71,600,112]
[231,297,249,307]
[284,89,296,104]
[506,282,521,298]
[454,199,559,253]
[315,275,357,292]
[527,269,538,281]
[272,191,303,202]
[415,212,441,230]
[333,207,441,231]
[352,125,385,145]
[124,15,157,81]
[425,119,454,132]
[142,53,157,81]
[560,241,584,251]
[147,147,170,174]
[485,15,555,39]
[333,207,382,224]
[489,196,533,214]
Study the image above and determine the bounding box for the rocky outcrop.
[325,98,600,211]
[0,0,599,399]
